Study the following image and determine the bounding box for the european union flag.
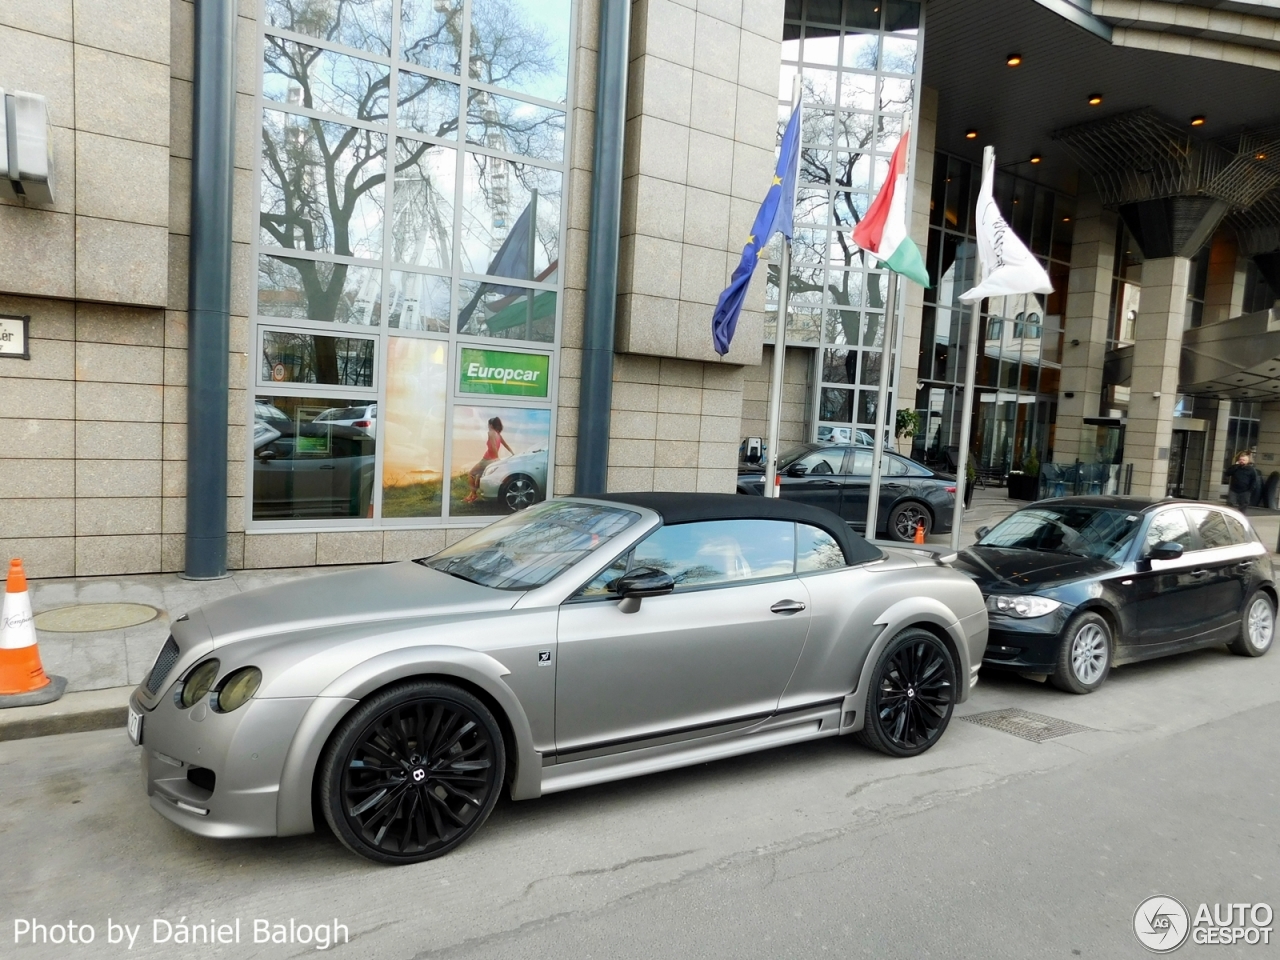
[711,102,802,356]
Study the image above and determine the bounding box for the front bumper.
[131,688,313,839]
[980,607,1072,673]
[478,471,503,499]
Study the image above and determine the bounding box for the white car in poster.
[479,448,547,511]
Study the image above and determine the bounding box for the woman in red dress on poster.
[464,417,514,503]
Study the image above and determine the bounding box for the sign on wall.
[458,347,550,399]
[0,315,30,359]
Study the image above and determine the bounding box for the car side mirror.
[612,567,675,613]
[974,525,990,541]
[786,463,808,478]
[1147,540,1184,561]
[256,448,277,461]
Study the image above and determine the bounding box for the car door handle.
[770,599,807,614]
[1189,569,1209,578]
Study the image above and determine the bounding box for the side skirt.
[539,702,844,796]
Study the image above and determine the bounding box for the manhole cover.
[34,603,161,633]
[960,708,1093,742]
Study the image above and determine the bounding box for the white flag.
[959,151,1053,303]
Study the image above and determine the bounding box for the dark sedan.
[738,443,956,542]
[952,496,1275,693]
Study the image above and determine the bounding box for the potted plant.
[894,408,920,456]
[1007,448,1041,501]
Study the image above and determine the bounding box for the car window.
[849,449,872,476]
[794,449,845,476]
[578,554,631,598]
[1185,508,1235,549]
[422,501,639,590]
[632,520,796,590]
[1222,513,1252,545]
[884,456,908,477]
[1143,508,1196,554]
[979,505,1141,560]
[797,524,846,572]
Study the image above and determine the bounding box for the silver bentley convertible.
[128,493,987,864]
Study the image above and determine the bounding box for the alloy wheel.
[893,504,928,540]
[1248,596,1274,651]
[873,637,954,750]
[1070,623,1108,685]
[503,477,538,511]
[341,700,498,859]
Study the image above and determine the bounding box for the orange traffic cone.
[0,559,66,707]
[913,521,926,544]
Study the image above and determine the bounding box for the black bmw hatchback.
[952,496,1275,693]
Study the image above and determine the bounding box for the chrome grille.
[145,636,180,694]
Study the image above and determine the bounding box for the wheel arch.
[276,648,542,836]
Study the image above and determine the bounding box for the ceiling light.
[1062,217,1071,222]
[1087,94,1103,106]
[1030,153,1042,164]
[1257,152,1268,160]
[1006,54,1023,67]
[1190,115,1206,126]
[965,129,978,139]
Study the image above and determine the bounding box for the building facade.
[4,0,1280,580]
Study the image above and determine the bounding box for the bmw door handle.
[770,599,807,614]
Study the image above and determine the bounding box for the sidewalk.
[2,487,1276,741]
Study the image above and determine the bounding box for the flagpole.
[950,146,993,551]
[764,74,803,498]
[864,269,898,539]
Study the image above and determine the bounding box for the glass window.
[264,0,393,57]
[390,139,456,269]
[849,449,872,475]
[423,501,639,590]
[632,520,797,590]
[400,0,463,74]
[980,505,1142,560]
[459,156,562,280]
[1186,508,1234,549]
[457,283,555,342]
[258,255,382,325]
[263,38,390,123]
[1222,513,1252,545]
[253,394,377,520]
[578,553,631,599]
[466,90,566,162]
[397,72,462,139]
[790,447,846,475]
[1144,509,1195,554]
[469,0,571,104]
[381,337,447,518]
[797,524,846,572]
[386,269,450,331]
[884,455,908,476]
[260,330,376,386]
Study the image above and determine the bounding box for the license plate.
[127,705,143,746]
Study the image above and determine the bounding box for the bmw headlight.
[211,667,261,713]
[177,659,220,708]
[986,595,1062,619]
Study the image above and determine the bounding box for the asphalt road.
[3,644,1278,960]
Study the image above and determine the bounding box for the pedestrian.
[464,416,513,504]
[1225,450,1261,510]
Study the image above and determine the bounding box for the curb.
[0,686,132,743]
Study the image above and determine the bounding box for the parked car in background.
[738,443,956,541]
[252,408,374,520]
[953,496,1274,693]
[313,403,378,437]
[477,448,548,511]
[128,493,987,864]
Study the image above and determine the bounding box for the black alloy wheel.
[500,475,539,512]
[888,501,931,542]
[857,628,957,757]
[320,681,505,864]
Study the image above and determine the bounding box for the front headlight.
[212,667,262,713]
[482,461,502,478]
[177,659,220,708]
[986,595,1062,619]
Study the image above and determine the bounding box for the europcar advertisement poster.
[381,337,448,518]
[458,347,550,398]
[449,405,552,516]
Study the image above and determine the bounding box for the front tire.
[887,501,931,542]
[857,628,957,757]
[320,681,505,865]
[499,475,539,512]
[1229,590,1274,657]
[1051,611,1111,694]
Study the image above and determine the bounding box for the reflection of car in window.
[252,401,375,520]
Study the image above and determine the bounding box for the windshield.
[419,501,640,590]
[978,505,1141,560]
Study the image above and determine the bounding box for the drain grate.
[960,708,1093,742]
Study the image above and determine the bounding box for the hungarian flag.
[851,131,930,287]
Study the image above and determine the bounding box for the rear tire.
[1050,611,1112,694]
[856,628,957,757]
[1229,590,1274,657]
[320,681,505,865]
[887,501,931,542]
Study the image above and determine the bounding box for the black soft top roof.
[589,492,883,565]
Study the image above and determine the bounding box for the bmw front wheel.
[857,628,957,757]
[320,681,505,865]
[1229,590,1274,658]
[1051,611,1111,694]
